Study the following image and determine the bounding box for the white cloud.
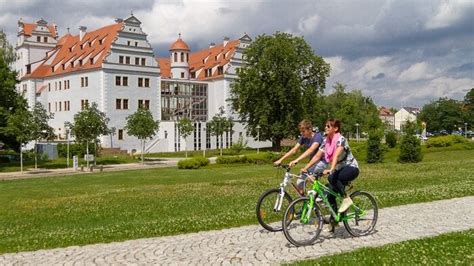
[425,0,471,29]
[398,62,434,82]
[297,14,320,34]
[324,56,345,77]
[354,56,393,80]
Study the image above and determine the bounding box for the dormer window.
[99,39,103,45]
[90,58,94,64]
[62,64,65,70]
[79,59,83,66]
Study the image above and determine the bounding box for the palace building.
[15,15,266,153]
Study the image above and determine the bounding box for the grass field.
[290,229,474,265]
[0,148,473,254]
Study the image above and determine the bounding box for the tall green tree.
[30,102,54,169]
[176,117,194,158]
[230,32,330,150]
[0,30,16,65]
[324,83,381,137]
[0,49,24,150]
[6,100,34,172]
[462,88,474,130]
[125,108,159,164]
[65,102,110,168]
[419,97,464,133]
[207,107,233,156]
[398,121,423,163]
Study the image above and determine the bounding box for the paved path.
[1,196,473,265]
[0,157,217,181]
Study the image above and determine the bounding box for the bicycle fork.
[273,186,286,211]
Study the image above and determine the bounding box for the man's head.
[298,119,313,138]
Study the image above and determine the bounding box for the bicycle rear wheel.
[256,188,293,232]
[343,191,378,237]
[282,197,323,246]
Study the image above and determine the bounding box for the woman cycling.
[300,118,359,215]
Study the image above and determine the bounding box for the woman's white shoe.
[338,197,353,213]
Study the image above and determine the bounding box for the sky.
[0,0,472,108]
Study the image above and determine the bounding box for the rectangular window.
[116,99,122,110]
[141,58,146,66]
[59,81,62,90]
[181,72,185,78]
[138,99,143,109]
[59,102,62,111]
[135,57,140,65]
[118,129,123,140]
[116,76,121,86]
[48,102,51,112]
[144,78,150,88]
[81,77,88,87]
[37,36,41,42]
[48,83,51,91]
[135,41,138,47]
[123,76,128,86]
[44,36,47,43]
[125,56,130,64]
[85,77,88,87]
[127,40,131,46]
[144,100,150,110]
[55,102,57,112]
[119,56,124,64]
[81,99,89,110]
[123,99,129,109]
[138,78,143,87]
[190,72,195,79]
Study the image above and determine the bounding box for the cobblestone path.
[1,196,473,265]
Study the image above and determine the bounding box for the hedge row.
[216,152,280,165]
[426,135,468,148]
[177,157,210,169]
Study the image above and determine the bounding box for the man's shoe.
[338,197,353,213]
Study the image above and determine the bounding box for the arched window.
[174,53,177,62]
[180,52,184,62]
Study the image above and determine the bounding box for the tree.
[6,100,34,172]
[176,117,194,158]
[31,102,54,169]
[65,102,110,168]
[324,84,381,137]
[419,97,464,133]
[0,30,16,65]
[398,121,423,163]
[125,108,159,164]
[462,88,474,129]
[385,131,397,148]
[0,49,24,151]
[230,32,330,150]
[207,107,233,156]
[366,129,384,163]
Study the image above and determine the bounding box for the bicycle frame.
[274,166,304,212]
[302,175,364,224]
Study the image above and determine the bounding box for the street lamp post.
[465,122,468,138]
[355,123,360,142]
[202,125,206,158]
[256,125,261,153]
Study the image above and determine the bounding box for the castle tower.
[169,34,190,79]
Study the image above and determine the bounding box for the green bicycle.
[282,172,378,246]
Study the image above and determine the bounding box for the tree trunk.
[20,144,23,173]
[34,140,37,169]
[220,134,223,156]
[141,139,144,165]
[86,142,89,169]
[272,137,282,151]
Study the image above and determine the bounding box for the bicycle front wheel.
[343,191,378,237]
[256,188,293,232]
[282,197,323,246]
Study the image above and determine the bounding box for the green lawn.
[290,229,474,265]
[0,149,473,254]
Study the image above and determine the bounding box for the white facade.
[394,108,419,131]
[15,16,270,153]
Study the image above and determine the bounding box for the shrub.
[398,135,423,163]
[193,156,210,167]
[425,135,468,148]
[229,137,248,155]
[216,152,280,165]
[178,158,206,169]
[385,131,397,148]
[366,130,384,163]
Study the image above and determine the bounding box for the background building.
[394,107,420,131]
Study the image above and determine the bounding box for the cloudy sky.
[1,0,472,108]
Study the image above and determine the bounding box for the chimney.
[223,36,229,46]
[209,42,215,48]
[79,26,87,41]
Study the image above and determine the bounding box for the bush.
[216,152,280,165]
[229,137,248,155]
[366,130,384,163]
[426,135,468,148]
[385,131,397,148]
[177,157,209,169]
[398,135,423,163]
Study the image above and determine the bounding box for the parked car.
[415,134,428,141]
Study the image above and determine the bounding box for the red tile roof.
[24,22,123,79]
[379,107,393,116]
[170,37,190,51]
[158,39,240,80]
[21,22,58,38]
